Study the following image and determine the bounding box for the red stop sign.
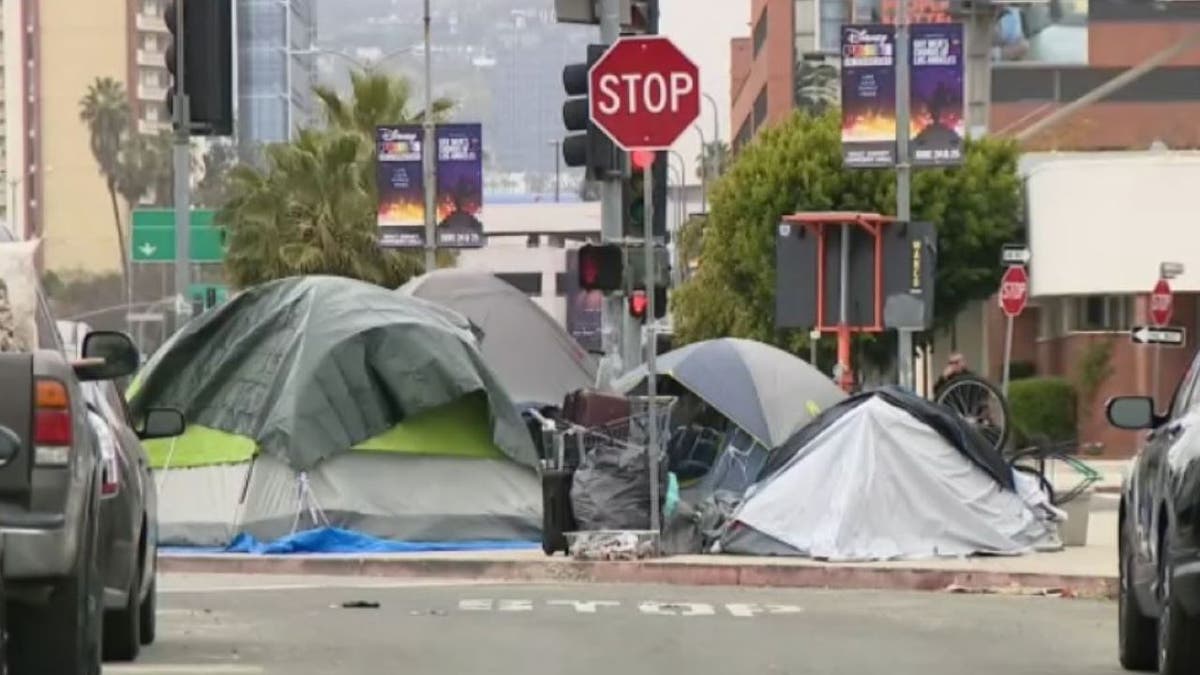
[1150,278,1173,327]
[999,265,1029,318]
[589,36,701,150]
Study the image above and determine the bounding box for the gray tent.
[129,276,541,547]
[613,338,845,448]
[399,270,597,406]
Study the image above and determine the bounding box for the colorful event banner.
[910,22,964,166]
[376,123,485,249]
[840,24,897,168]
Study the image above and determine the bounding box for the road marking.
[547,599,621,613]
[160,579,504,594]
[638,601,715,616]
[455,599,804,618]
[105,665,263,674]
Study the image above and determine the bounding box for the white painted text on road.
[457,599,803,618]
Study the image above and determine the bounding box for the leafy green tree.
[313,70,455,142]
[794,60,840,115]
[672,110,1021,366]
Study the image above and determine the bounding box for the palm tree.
[79,77,132,274]
[220,129,423,288]
[794,60,840,115]
[695,141,731,182]
[313,69,455,142]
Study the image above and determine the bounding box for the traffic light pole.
[895,0,913,391]
[643,157,661,536]
[172,0,192,325]
[598,0,627,385]
[423,0,437,273]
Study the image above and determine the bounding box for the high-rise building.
[237,0,317,158]
[129,0,171,137]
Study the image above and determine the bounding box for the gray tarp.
[721,395,1063,561]
[399,270,597,406]
[614,338,845,448]
[129,275,537,471]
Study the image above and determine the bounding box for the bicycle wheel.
[935,374,1011,453]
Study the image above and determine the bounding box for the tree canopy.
[219,70,457,289]
[672,109,1022,363]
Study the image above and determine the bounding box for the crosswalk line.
[105,665,264,674]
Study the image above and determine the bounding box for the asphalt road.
[105,574,1122,675]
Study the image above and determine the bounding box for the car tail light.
[34,378,71,466]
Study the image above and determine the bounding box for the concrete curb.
[159,554,1117,600]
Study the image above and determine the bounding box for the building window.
[142,0,161,16]
[555,272,568,297]
[495,272,542,296]
[1069,295,1134,333]
[734,119,752,153]
[753,9,769,57]
[753,87,768,129]
[819,0,849,53]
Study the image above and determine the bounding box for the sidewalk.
[159,510,1119,600]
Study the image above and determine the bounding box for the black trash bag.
[570,440,669,531]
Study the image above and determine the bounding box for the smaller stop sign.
[1150,278,1173,327]
[999,265,1029,318]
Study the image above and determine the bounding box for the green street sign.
[131,209,224,263]
[188,283,228,309]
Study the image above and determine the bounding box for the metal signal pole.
[423,0,437,272]
[895,0,914,391]
[173,0,192,324]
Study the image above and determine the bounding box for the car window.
[1169,352,1200,419]
[35,294,63,352]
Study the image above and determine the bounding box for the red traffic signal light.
[628,286,668,321]
[629,289,649,319]
[578,243,623,292]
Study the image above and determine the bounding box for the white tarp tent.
[721,391,1063,561]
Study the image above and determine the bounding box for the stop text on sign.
[596,71,696,115]
[1151,294,1171,313]
[1002,280,1027,298]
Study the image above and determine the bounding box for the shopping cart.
[529,395,677,559]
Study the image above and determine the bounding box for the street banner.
[564,249,603,353]
[0,239,39,352]
[433,123,485,248]
[376,124,486,249]
[910,22,964,166]
[840,24,897,168]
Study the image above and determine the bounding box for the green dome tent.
[128,276,541,548]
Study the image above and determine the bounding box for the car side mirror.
[76,331,139,382]
[0,425,19,467]
[1107,396,1157,430]
[138,408,186,440]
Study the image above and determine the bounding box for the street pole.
[693,124,707,214]
[643,158,660,537]
[422,0,437,272]
[702,92,720,149]
[1001,313,1014,397]
[172,0,192,326]
[553,141,561,202]
[895,0,914,391]
[599,0,625,386]
[838,223,851,391]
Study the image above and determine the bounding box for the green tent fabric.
[144,393,505,470]
[129,275,537,471]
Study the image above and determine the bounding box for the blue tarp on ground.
[159,527,540,555]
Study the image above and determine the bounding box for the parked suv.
[1,330,140,675]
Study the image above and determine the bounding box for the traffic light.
[577,243,624,292]
[561,44,617,180]
[627,286,667,321]
[165,0,234,136]
[622,151,668,240]
[622,0,660,35]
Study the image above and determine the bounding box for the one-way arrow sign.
[1131,325,1186,347]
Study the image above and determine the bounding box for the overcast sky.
[660,0,751,186]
